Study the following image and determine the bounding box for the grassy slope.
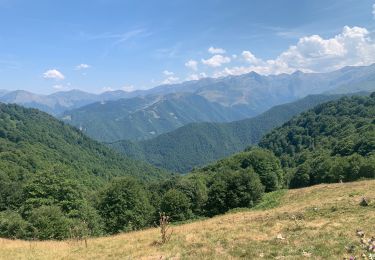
[1,180,374,259]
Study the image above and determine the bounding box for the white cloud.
[242,51,261,64]
[202,55,231,67]
[43,69,65,80]
[208,46,226,54]
[373,4,375,19]
[162,76,180,85]
[101,86,114,92]
[75,63,91,70]
[214,26,375,77]
[121,85,136,92]
[186,72,207,81]
[52,84,64,90]
[185,60,198,71]
[163,70,174,76]
[52,82,72,91]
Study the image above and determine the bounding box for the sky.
[0,0,375,94]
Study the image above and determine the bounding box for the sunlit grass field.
[1,180,374,259]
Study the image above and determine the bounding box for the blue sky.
[0,0,374,94]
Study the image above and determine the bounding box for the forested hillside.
[0,103,168,239]
[0,103,166,184]
[109,94,346,172]
[260,93,375,187]
[0,102,283,240]
[0,94,374,242]
[62,93,246,142]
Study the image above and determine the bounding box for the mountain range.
[60,64,375,142]
[61,93,250,141]
[108,93,349,172]
[0,89,132,115]
[1,64,375,143]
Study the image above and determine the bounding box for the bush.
[22,168,85,216]
[68,202,104,237]
[28,206,72,240]
[160,189,192,222]
[290,164,311,188]
[97,177,154,234]
[0,211,28,239]
[240,149,284,191]
[205,169,264,216]
[175,175,208,216]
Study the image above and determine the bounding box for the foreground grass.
[1,180,375,259]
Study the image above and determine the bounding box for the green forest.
[0,93,374,240]
[259,93,375,187]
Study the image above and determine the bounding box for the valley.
[108,93,347,172]
[1,2,375,258]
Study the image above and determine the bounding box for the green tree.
[205,169,264,216]
[241,148,284,191]
[160,189,192,222]
[22,166,85,215]
[290,164,311,188]
[176,175,208,216]
[28,206,72,240]
[97,177,154,234]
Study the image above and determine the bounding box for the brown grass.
[1,180,375,259]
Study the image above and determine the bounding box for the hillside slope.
[0,103,167,189]
[62,93,249,142]
[260,93,375,187]
[1,180,374,259]
[109,94,346,172]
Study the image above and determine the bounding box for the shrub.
[97,177,154,234]
[22,168,85,216]
[160,189,192,222]
[290,164,311,188]
[28,206,72,240]
[205,169,264,216]
[175,175,208,215]
[0,210,28,239]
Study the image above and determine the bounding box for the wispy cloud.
[163,70,174,76]
[121,85,136,92]
[82,29,147,42]
[112,29,150,46]
[208,46,226,54]
[101,86,114,92]
[185,60,198,71]
[81,28,151,57]
[52,84,64,90]
[154,43,182,59]
[75,63,91,70]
